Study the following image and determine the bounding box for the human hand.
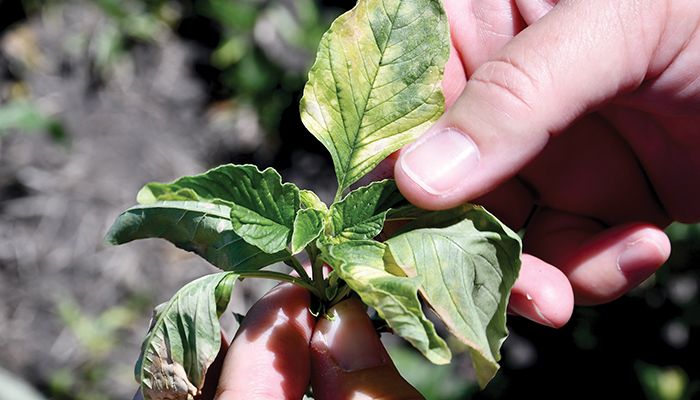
[133,284,421,400]
[390,0,699,326]
[131,282,422,400]
[210,283,422,400]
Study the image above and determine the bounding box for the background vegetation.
[0,1,697,399]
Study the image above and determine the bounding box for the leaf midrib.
[336,0,403,191]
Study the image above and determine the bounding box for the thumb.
[310,299,423,400]
[395,0,663,210]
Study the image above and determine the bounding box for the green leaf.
[291,208,325,254]
[300,0,449,194]
[106,201,288,272]
[136,272,237,400]
[300,189,328,212]
[385,204,428,222]
[385,205,522,387]
[327,179,406,243]
[137,164,300,254]
[214,273,237,314]
[323,240,451,364]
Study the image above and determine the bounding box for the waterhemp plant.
[106,0,521,398]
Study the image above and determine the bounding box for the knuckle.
[469,57,541,116]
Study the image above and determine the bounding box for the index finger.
[215,283,315,399]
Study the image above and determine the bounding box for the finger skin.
[515,0,558,24]
[525,209,671,305]
[445,0,525,76]
[509,254,574,328]
[396,0,670,210]
[601,106,700,223]
[518,115,670,227]
[310,299,423,400]
[216,284,314,400]
[393,0,695,323]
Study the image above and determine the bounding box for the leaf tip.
[103,234,119,246]
[103,224,122,246]
[136,185,157,205]
[424,345,452,366]
[470,350,501,389]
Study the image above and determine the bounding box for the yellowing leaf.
[300,189,328,212]
[300,0,449,194]
[323,240,451,364]
[386,205,521,387]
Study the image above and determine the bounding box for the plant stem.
[329,284,352,308]
[311,251,327,302]
[238,271,321,298]
[287,256,311,282]
[333,186,344,203]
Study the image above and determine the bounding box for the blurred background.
[0,1,698,399]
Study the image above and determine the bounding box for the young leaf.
[136,272,237,400]
[327,179,405,242]
[385,205,522,387]
[137,164,300,253]
[300,0,449,194]
[106,201,289,272]
[323,240,451,365]
[291,208,325,254]
[385,204,428,222]
[300,189,328,212]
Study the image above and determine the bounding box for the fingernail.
[508,293,557,328]
[616,238,664,282]
[316,299,386,371]
[398,128,479,195]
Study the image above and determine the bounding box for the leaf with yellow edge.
[300,0,449,196]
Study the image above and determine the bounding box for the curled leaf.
[141,360,196,400]
[136,272,237,400]
[323,240,451,364]
[386,205,522,387]
[137,164,300,253]
[106,201,288,272]
[300,189,328,212]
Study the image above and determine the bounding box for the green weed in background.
[636,362,698,400]
[0,100,66,141]
[48,297,152,400]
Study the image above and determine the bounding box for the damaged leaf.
[386,205,521,387]
[135,273,237,400]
